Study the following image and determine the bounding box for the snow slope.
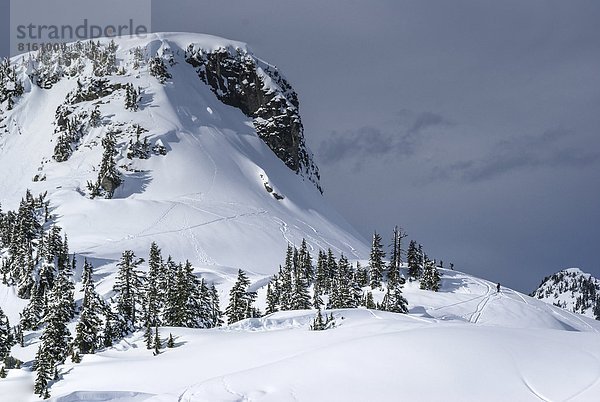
[0,32,368,276]
[2,268,600,402]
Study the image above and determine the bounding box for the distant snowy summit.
[531,267,600,319]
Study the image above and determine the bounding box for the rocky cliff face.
[185,45,321,192]
[531,268,600,319]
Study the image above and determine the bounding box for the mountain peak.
[0,33,365,271]
[531,267,600,319]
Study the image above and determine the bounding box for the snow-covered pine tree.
[369,232,385,289]
[328,255,356,309]
[363,291,376,309]
[388,226,407,288]
[298,239,314,285]
[420,256,441,291]
[74,259,104,354]
[266,279,279,314]
[153,326,161,356]
[144,242,163,328]
[312,290,324,310]
[179,261,204,327]
[124,83,139,111]
[407,240,422,280]
[291,251,311,310]
[314,250,327,296]
[381,283,409,313]
[113,250,145,334]
[90,131,122,198]
[208,284,224,328]
[37,270,75,366]
[326,249,337,294]
[0,307,14,361]
[225,269,257,324]
[33,347,52,398]
[19,285,46,331]
[356,261,369,288]
[310,308,325,331]
[144,323,153,349]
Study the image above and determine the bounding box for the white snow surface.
[2,269,600,401]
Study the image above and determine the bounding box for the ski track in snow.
[469,279,493,324]
[521,377,551,402]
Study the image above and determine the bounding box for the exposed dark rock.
[185,45,321,192]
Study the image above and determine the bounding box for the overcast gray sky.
[2,0,599,292]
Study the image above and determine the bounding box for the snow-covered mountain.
[531,267,600,319]
[1,33,600,402]
[0,32,368,274]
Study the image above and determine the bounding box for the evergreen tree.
[225,269,257,324]
[265,280,279,314]
[208,284,223,328]
[420,256,442,292]
[356,261,369,288]
[144,242,163,329]
[297,239,314,284]
[312,290,324,310]
[328,255,357,309]
[314,250,327,295]
[325,249,337,294]
[0,307,14,360]
[363,291,376,309]
[90,132,122,198]
[279,246,295,310]
[369,232,385,289]
[310,308,325,331]
[291,251,311,311]
[388,226,407,288]
[113,250,145,334]
[381,284,409,313]
[167,333,175,348]
[153,326,161,356]
[20,286,45,331]
[144,324,153,350]
[407,240,422,280]
[0,366,6,378]
[102,307,118,348]
[33,346,52,397]
[38,271,74,366]
[176,261,204,327]
[74,259,103,354]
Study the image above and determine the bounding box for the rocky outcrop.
[185,45,321,192]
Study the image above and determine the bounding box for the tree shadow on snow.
[112,171,153,198]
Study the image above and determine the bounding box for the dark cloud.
[319,111,452,165]
[408,111,453,135]
[431,128,600,182]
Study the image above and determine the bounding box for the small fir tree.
[369,232,385,289]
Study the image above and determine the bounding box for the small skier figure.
[496,283,501,293]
